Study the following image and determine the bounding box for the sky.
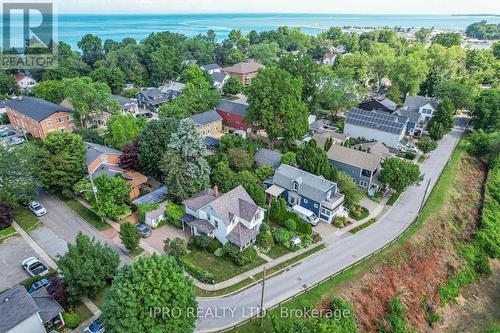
[51,0,500,15]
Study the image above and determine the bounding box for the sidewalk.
[194,241,325,292]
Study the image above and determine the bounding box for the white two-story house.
[396,95,439,137]
[181,186,266,249]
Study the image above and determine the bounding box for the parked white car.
[28,201,47,217]
[9,136,25,145]
[291,205,319,226]
[22,257,49,277]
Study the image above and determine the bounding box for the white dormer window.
[292,181,299,191]
[101,155,108,163]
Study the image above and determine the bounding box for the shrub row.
[180,257,215,284]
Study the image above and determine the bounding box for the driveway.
[195,124,465,332]
[0,235,42,291]
[143,224,189,252]
[35,191,132,265]
[29,226,68,260]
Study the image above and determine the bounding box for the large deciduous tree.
[379,157,424,193]
[0,144,37,205]
[37,132,86,192]
[335,172,364,209]
[0,203,15,230]
[78,34,104,66]
[31,80,66,103]
[120,141,140,171]
[101,255,197,333]
[246,67,308,143]
[119,222,141,251]
[472,88,499,132]
[390,54,429,95]
[106,114,146,150]
[58,233,119,302]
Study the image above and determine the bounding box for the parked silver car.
[28,201,47,217]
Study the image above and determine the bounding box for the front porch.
[264,184,285,206]
[180,214,215,238]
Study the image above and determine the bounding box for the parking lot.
[0,235,44,291]
[0,124,25,147]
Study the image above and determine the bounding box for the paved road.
[35,191,132,265]
[195,124,465,332]
[0,235,40,291]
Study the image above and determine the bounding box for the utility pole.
[419,178,431,214]
[260,266,266,327]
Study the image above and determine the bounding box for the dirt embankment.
[324,154,491,332]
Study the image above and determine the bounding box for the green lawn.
[90,284,111,308]
[58,196,111,231]
[230,139,465,333]
[127,247,144,258]
[0,226,17,240]
[266,244,291,259]
[183,250,266,283]
[387,191,402,206]
[15,207,40,231]
[73,303,93,324]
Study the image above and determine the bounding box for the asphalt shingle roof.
[201,63,222,71]
[326,144,381,171]
[403,95,439,110]
[141,88,169,105]
[226,223,259,248]
[211,72,229,84]
[254,148,282,168]
[5,96,73,121]
[189,110,222,126]
[223,61,265,74]
[31,287,64,323]
[110,95,137,108]
[216,100,248,117]
[0,285,40,332]
[345,108,407,135]
[85,142,121,166]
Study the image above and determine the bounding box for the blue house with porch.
[264,165,345,223]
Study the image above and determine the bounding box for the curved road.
[196,124,465,332]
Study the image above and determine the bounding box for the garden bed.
[350,218,377,234]
[348,205,369,221]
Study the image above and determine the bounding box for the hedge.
[63,312,80,329]
[180,258,215,284]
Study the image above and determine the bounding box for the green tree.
[90,65,126,94]
[297,140,333,179]
[78,34,104,66]
[416,137,437,154]
[434,80,477,111]
[0,71,19,95]
[335,172,364,208]
[368,43,396,90]
[472,88,499,132]
[0,144,37,205]
[379,157,424,193]
[107,46,146,85]
[159,119,210,202]
[246,67,308,143]
[119,222,141,251]
[163,238,188,258]
[228,148,253,171]
[31,80,66,103]
[249,42,280,65]
[58,233,119,302]
[428,97,455,140]
[466,130,499,159]
[74,174,131,220]
[390,54,429,95]
[101,255,197,333]
[428,122,447,141]
[236,172,265,207]
[255,166,275,181]
[138,117,179,178]
[414,28,432,44]
[465,20,500,40]
[318,70,361,117]
[333,52,369,82]
[225,48,247,66]
[222,76,244,96]
[210,161,237,193]
[493,41,500,59]
[432,32,462,47]
[106,114,146,150]
[37,132,86,192]
[280,152,297,166]
[159,82,220,119]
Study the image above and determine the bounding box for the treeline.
[465,20,500,40]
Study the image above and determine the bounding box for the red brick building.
[215,100,253,131]
[5,96,75,139]
[222,61,265,85]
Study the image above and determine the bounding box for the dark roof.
[216,100,248,117]
[254,148,282,168]
[140,88,169,105]
[85,142,121,166]
[326,144,381,171]
[5,96,73,122]
[204,136,220,148]
[226,223,259,248]
[345,108,407,135]
[187,218,216,234]
[31,287,64,323]
[110,95,137,108]
[189,110,222,126]
[359,96,397,112]
[182,188,217,210]
[396,108,421,123]
[403,95,439,110]
[211,72,229,84]
[201,63,222,71]
[0,285,40,332]
[91,163,129,178]
[132,186,168,205]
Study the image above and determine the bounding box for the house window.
[359,180,368,188]
[214,220,218,228]
[321,208,331,216]
[292,181,299,191]
[46,119,52,126]
[303,199,308,204]
[422,108,433,115]
[289,196,299,206]
[57,117,64,123]
[314,204,318,208]
[101,155,108,163]
[361,169,372,177]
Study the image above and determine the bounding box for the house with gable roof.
[264,165,346,223]
[395,95,439,137]
[222,61,265,85]
[180,186,265,249]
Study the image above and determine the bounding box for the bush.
[207,238,222,254]
[349,205,369,221]
[259,222,270,232]
[234,248,257,266]
[333,216,347,228]
[119,222,141,251]
[295,218,313,235]
[257,231,274,250]
[273,228,291,246]
[137,203,159,224]
[417,137,437,153]
[63,312,80,329]
[163,238,187,258]
[302,234,313,247]
[255,166,274,181]
[312,232,322,243]
[192,235,212,249]
[223,242,241,258]
[283,218,296,232]
[214,248,224,257]
[166,202,184,228]
[180,258,215,284]
[404,151,416,160]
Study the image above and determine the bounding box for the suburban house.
[222,61,265,85]
[86,142,148,199]
[215,100,252,131]
[160,81,185,100]
[358,96,397,113]
[327,144,382,196]
[254,148,282,169]
[110,95,139,115]
[396,95,439,137]
[15,73,37,91]
[264,165,345,224]
[210,72,230,91]
[353,141,392,158]
[344,108,408,149]
[309,118,339,133]
[136,87,169,111]
[60,98,111,128]
[181,186,266,249]
[312,130,349,147]
[200,63,222,74]
[188,110,223,137]
[0,285,65,333]
[5,96,75,139]
[322,52,336,65]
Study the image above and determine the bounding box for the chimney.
[213,185,219,197]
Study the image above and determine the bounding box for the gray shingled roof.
[345,108,407,135]
[326,144,381,171]
[211,72,229,84]
[201,63,222,71]
[91,163,130,179]
[403,95,439,110]
[208,186,259,226]
[31,287,64,323]
[188,218,216,234]
[182,188,217,210]
[272,165,337,203]
[5,96,73,121]
[226,223,259,248]
[223,61,265,74]
[145,201,168,222]
[254,148,282,168]
[110,95,137,108]
[132,186,168,205]
[85,142,121,166]
[0,285,40,332]
[189,110,222,126]
[396,107,421,123]
[141,88,169,105]
[216,100,248,117]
